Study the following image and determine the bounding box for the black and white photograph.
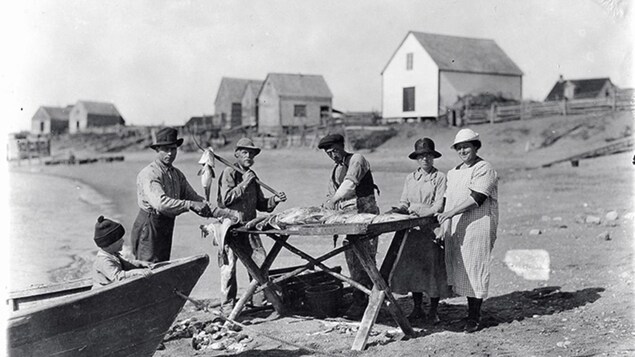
[2,1,633,356]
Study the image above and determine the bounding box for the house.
[242,80,264,128]
[545,76,617,101]
[214,77,263,130]
[381,31,523,121]
[68,100,125,134]
[257,73,332,134]
[31,105,72,135]
[185,115,216,131]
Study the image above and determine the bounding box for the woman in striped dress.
[438,128,499,333]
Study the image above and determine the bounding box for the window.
[76,121,80,129]
[406,53,413,70]
[294,104,307,117]
[403,87,415,112]
[40,122,44,132]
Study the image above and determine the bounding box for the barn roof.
[544,77,614,101]
[76,101,122,116]
[243,80,264,98]
[382,31,523,76]
[214,77,262,104]
[262,73,332,98]
[40,106,71,121]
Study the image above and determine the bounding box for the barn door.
[231,103,242,128]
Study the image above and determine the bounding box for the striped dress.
[443,158,498,299]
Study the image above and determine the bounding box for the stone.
[585,215,601,225]
[605,211,619,221]
[574,214,586,224]
[597,231,611,241]
[541,216,551,222]
[503,249,550,280]
[529,229,542,235]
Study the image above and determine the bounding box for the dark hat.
[235,138,261,155]
[94,215,125,248]
[317,134,345,150]
[150,127,183,149]
[408,137,442,159]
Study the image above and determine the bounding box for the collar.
[413,167,438,181]
[154,159,174,172]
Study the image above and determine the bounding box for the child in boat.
[92,216,152,288]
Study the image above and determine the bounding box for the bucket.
[304,284,341,318]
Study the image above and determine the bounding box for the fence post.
[561,99,568,116]
[611,92,617,111]
[489,104,496,124]
[520,102,524,121]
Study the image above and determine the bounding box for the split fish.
[371,213,414,224]
[200,217,234,266]
[343,213,377,224]
[197,148,216,201]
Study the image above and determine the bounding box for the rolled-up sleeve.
[344,154,370,186]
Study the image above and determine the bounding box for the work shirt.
[136,159,204,217]
[92,250,146,287]
[399,167,446,217]
[217,166,277,221]
[328,153,379,214]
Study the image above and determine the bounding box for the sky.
[2,0,633,133]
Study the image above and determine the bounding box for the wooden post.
[520,102,524,121]
[562,98,568,116]
[489,103,496,124]
[612,91,617,111]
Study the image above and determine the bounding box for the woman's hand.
[436,210,454,224]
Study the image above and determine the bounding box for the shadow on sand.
[375,286,604,336]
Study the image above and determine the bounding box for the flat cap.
[317,134,345,149]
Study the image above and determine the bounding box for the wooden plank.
[227,236,287,316]
[378,230,407,282]
[229,237,287,320]
[352,286,385,351]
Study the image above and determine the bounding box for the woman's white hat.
[451,128,480,149]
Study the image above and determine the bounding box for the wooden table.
[227,216,435,351]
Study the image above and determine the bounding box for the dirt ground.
[11,112,634,356]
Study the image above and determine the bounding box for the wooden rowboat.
[7,254,209,357]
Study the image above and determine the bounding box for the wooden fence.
[462,90,635,125]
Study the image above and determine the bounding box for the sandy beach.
[8,113,635,355]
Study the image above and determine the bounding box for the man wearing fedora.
[318,133,380,319]
[131,127,227,263]
[216,137,287,314]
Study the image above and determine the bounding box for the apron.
[131,209,176,263]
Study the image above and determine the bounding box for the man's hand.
[323,198,336,210]
[274,192,287,203]
[190,201,212,217]
[242,170,257,186]
[132,269,153,278]
[213,207,242,224]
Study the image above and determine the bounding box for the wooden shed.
[381,31,523,121]
[31,106,72,135]
[545,76,617,101]
[257,73,332,134]
[68,101,125,134]
[214,77,263,130]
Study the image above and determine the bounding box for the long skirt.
[389,227,450,298]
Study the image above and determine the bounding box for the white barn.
[381,32,523,121]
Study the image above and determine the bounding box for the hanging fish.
[197,147,216,201]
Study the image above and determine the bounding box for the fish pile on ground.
[164,317,251,352]
[245,206,416,230]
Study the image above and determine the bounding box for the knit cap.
[94,215,125,248]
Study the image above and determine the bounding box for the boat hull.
[8,254,209,357]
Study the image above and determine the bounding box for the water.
[8,171,119,291]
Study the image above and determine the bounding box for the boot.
[344,291,368,320]
[408,292,426,321]
[465,297,482,333]
[428,297,440,324]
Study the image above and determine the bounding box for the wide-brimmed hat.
[317,134,345,150]
[451,128,481,150]
[235,138,261,155]
[409,137,442,159]
[94,215,125,248]
[150,127,183,149]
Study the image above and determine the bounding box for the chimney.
[558,74,564,83]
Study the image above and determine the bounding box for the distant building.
[545,76,617,101]
[69,100,125,134]
[257,73,332,134]
[241,80,264,128]
[381,31,523,121]
[214,77,263,130]
[31,105,72,135]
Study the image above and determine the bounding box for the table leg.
[379,230,408,282]
[349,235,414,351]
[352,286,385,350]
[227,235,286,316]
[229,237,287,320]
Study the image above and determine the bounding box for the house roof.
[243,80,264,98]
[214,77,263,104]
[185,115,215,127]
[544,77,614,101]
[261,73,332,98]
[39,106,71,121]
[76,101,122,116]
[382,31,523,76]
